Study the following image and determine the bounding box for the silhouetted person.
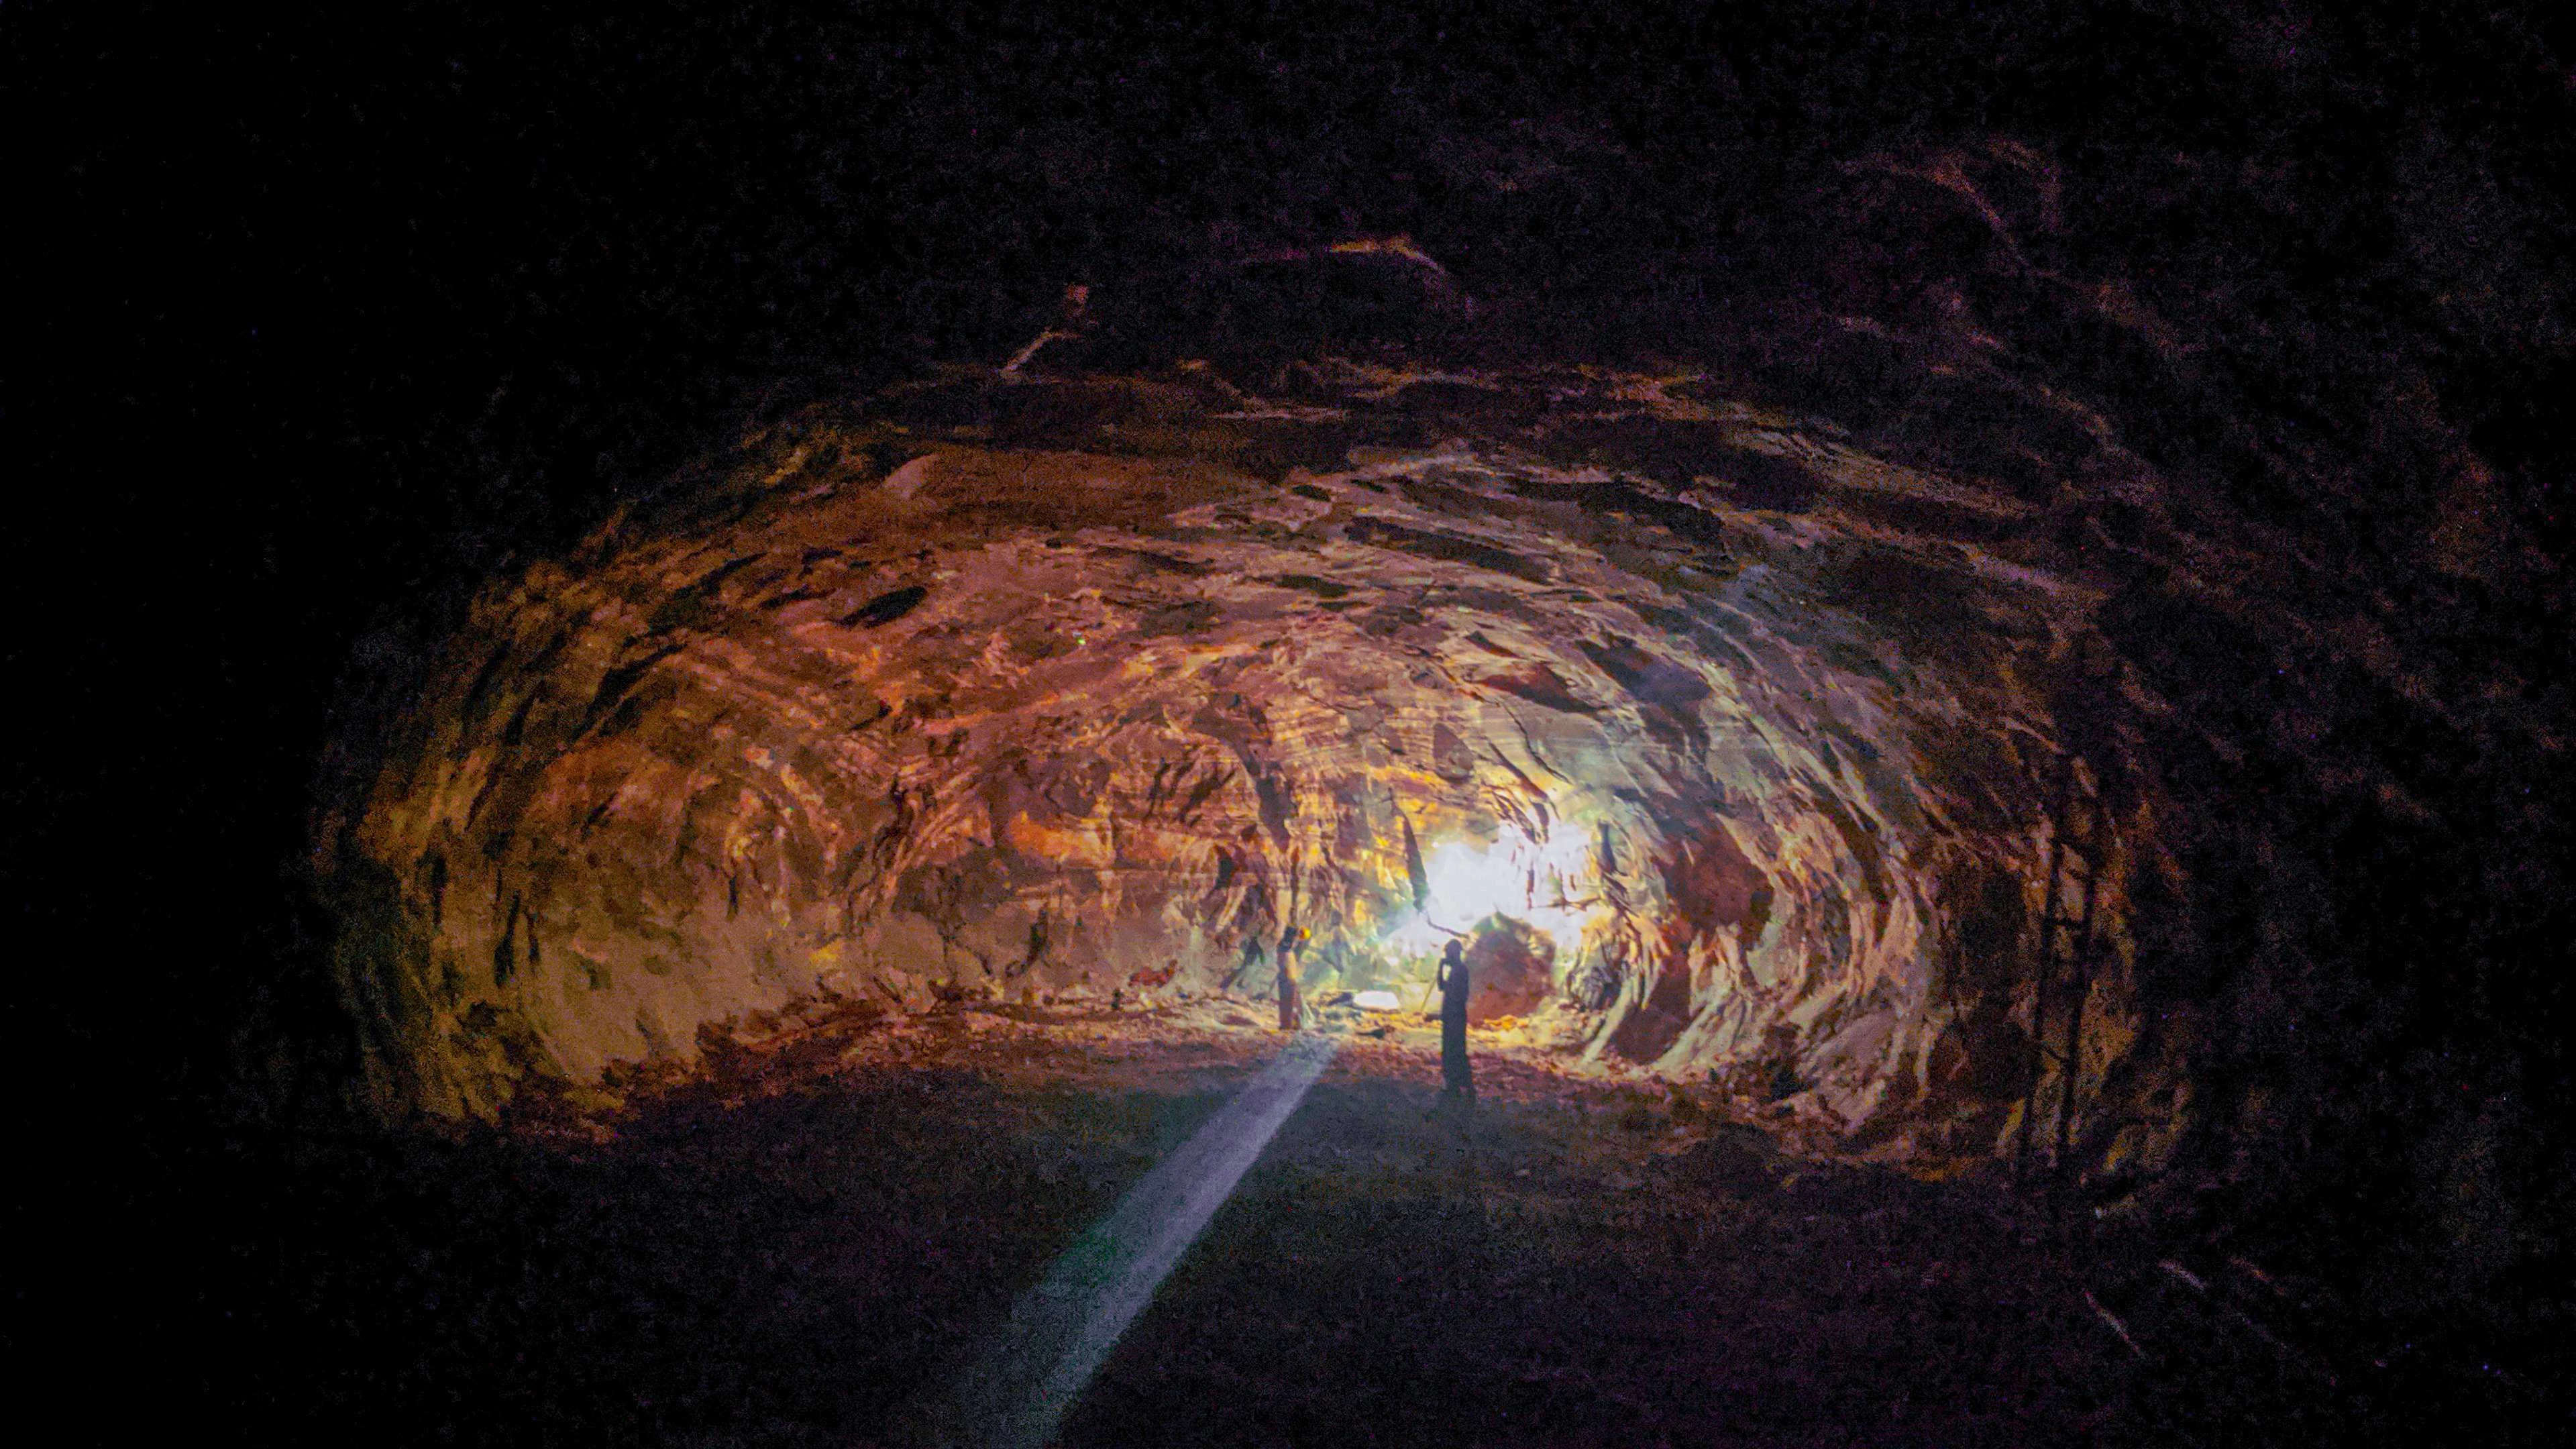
[1275,928,1304,1032]
[1438,938,1472,1098]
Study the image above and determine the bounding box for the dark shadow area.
[164,1037,2481,1446]
[189,1059,1235,1444]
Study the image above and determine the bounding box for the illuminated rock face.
[321,363,2158,1152]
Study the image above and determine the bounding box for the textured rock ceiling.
[325,356,2183,1161]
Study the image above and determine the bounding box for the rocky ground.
[192,998,2461,1446]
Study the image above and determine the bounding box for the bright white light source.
[1382,823,1600,957]
[1350,989,1402,1012]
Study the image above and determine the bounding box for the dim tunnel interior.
[52,7,2572,1441]
[321,356,2179,1175]
[254,133,2575,1430]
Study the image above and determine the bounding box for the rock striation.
[320,356,2178,1167]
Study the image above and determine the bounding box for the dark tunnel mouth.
[319,362,2136,1169]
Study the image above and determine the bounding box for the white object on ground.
[1351,990,1403,1012]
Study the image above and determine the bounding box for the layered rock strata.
[321,362,2165,1164]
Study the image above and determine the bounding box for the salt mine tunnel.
[54,4,2572,1442]
[323,344,2173,1165]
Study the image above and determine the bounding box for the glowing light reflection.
[1380,824,1601,957]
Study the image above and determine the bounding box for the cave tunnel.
[327,360,2141,1166]
[30,3,2574,1444]
[300,337,2563,1443]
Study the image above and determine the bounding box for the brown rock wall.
[321,366,2153,1159]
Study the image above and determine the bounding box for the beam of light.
[936,1032,1341,1448]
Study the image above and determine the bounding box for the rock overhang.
[319,359,2173,1165]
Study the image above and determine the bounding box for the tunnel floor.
[231,1000,2360,1446]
